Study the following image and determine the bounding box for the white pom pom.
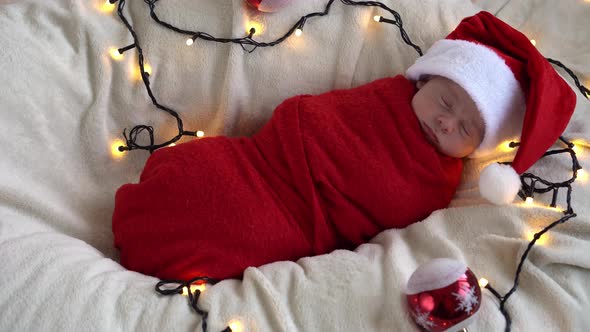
[479,163,521,205]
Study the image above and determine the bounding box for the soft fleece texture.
[113,76,462,280]
[1,0,589,331]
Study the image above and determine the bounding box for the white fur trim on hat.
[405,258,467,295]
[479,163,521,205]
[406,39,526,158]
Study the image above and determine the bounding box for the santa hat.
[406,11,576,205]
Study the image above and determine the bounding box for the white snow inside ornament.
[406,258,482,332]
[245,0,293,13]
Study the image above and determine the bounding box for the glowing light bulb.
[109,47,124,61]
[527,230,548,246]
[578,169,588,182]
[530,39,536,46]
[196,131,205,137]
[110,139,126,159]
[144,63,152,75]
[186,38,194,46]
[244,20,263,35]
[373,15,381,22]
[131,63,152,81]
[99,0,116,13]
[478,278,489,288]
[228,320,243,332]
[295,28,302,37]
[572,143,583,155]
[571,140,588,157]
[181,284,207,296]
[525,197,534,205]
[498,140,516,152]
[191,284,206,292]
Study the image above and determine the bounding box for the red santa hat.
[406,11,577,205]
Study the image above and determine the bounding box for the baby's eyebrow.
[448,85,460,102]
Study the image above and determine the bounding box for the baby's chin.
[428,136,468,158]
[438,146,471,158]
[417,122,474,159]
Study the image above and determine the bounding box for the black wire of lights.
[107,0,590,331]
[487,136,581,332]
[155,277,220,332]
[111,0,421,153]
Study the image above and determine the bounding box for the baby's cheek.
[439,138,467,158]
[456,141,475,158]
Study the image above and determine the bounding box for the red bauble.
[406,259,482,332]
[245,0,292,13]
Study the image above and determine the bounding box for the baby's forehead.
[442,79,486,130]
[439,79,463,99]
[427,76,460,97]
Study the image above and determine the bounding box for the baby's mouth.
[421,122,439,145]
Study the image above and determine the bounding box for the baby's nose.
[438,117,456,134]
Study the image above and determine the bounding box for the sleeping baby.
[112,11,576,280]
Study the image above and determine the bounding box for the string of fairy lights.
[102,0,590,331]
[108,0,423,154]
[488,136,581,331]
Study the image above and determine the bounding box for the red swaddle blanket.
[112,75,463,280]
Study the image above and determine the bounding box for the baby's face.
[411,76,485,158]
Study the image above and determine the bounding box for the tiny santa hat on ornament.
[406,258,482,332]
[406,11,577,205]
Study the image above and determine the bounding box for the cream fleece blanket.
[0,0,589,331]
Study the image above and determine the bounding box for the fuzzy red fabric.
[447,11,577,174]
[112,75,463,280]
